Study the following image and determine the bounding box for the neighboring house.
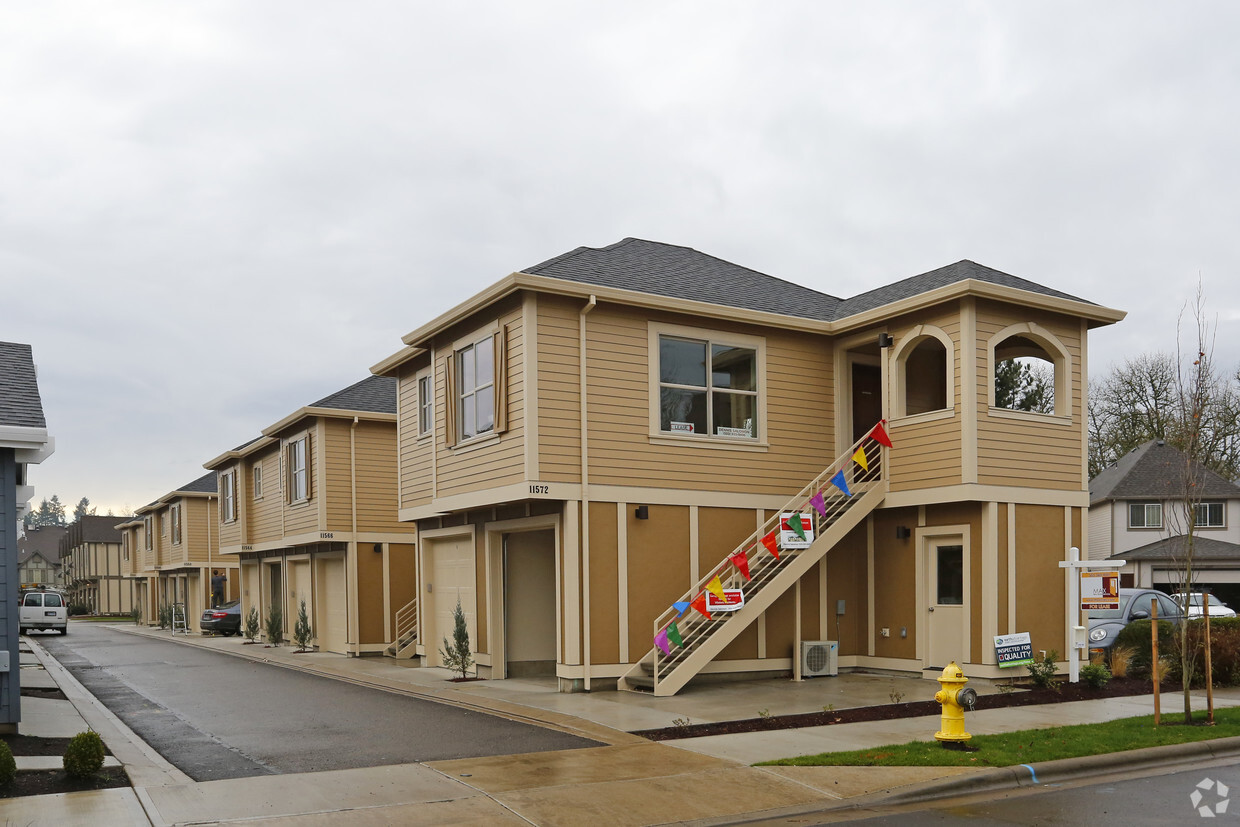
[0,341,55,731]
[204,376,418,655]
[18,525,66,588]
[371,237,1124,694]
[1088,439,1240,608]
[60,515,134,614]
[118,472,232,632]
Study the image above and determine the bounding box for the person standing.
[211,570,226,608]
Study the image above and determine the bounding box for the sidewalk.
[6,624,1240,826]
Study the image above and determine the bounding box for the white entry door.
[927,541,965,668]
[430,536,476,669]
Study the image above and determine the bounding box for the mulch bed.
[0,767,130,799]
[635,677,1167,740]
[0,735,127,799]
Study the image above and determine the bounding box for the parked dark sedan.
[200,600,242,636]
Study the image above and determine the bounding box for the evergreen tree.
[293,600,313,652]
[439,599,474,679]
[73,497,96,520]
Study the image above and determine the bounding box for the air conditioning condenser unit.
[801,640,838,677]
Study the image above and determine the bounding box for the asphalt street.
[39,625,599,781]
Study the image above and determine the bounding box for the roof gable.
[0,341,46,429]
[309,375,397,414]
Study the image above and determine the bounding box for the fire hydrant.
[934,661,978,747]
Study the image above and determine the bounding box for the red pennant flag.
[760,530,781,560]
[729,549,751,580]
[690,593,712,620]
[868,421,893,448]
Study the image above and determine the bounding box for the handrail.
[394,595,418,648]
[649,424,886,687]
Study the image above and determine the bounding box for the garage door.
[430,535,476,669]
[317,556,348,654]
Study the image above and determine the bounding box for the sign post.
[1058,547,1125,683]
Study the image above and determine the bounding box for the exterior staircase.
[385,596,418,659]
[618,426,888,696]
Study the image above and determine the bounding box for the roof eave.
[261,407,396,437]
[203,435,279,470]
[370,346,427,377]
[830,279,1127,335]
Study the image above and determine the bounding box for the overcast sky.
[6,2,1240,517]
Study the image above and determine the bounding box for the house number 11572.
[529,484,550,495]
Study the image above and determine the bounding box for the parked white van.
[19,590,68,635]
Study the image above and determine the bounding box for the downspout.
[350,416,359,654]
[580,294,596,691]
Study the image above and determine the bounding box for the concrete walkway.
[5,623,1240,826]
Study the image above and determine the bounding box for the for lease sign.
[1081,571,1120,610]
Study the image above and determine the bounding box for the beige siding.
[324,418,353,530]
[397,362,435,508]
[583,305,834,495]
[354,420,405,533]
[887,307,964,492]
[433,298,527,498]
[975,301,1085,491]
[249,449,283,544]
[537,295,583,483]
[282,427,320,536]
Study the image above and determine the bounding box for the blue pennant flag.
[673,601,691,616]
[829,469,852,497]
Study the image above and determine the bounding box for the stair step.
[626,674,654,690]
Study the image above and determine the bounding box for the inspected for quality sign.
[994,632,1034,668]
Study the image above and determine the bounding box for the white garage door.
[430,536,476,669]
[317,556,348,654]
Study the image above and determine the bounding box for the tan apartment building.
[60,515,134,614]
[372,238,1125,694]
[204,376,418,655]
[117,472,232,632]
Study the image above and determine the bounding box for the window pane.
[660,387,707,434]
[24,594,40,607]
[712,391,757,438]
[462,392,476,438]
[45,593,62,607]
[936,546,964,605]
[711,345,756,391]
[660,338,707,386]
[476,385,495,434]
[1129,503,1145,527]
[475,337,494,386]
[460,346,475,389]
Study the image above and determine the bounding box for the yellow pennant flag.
[706,575,726,602]
[852,446,869,471]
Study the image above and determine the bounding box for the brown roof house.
[18,525,66,589]
[205,376,418,654]
[1089,439,1240,607]
[371,238,1125,694]
[0,341,55,731]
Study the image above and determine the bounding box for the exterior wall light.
[635,505,649,520]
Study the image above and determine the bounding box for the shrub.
[1108,643,1137,679]
[1111,619,1176,680]
[67,602,92,617]
[130,606,142,624]
[244,607,261,642]
[0,741,14,787]
[439,598,474,679]
[1027,649,1060,691]
[63,730,105,779]
[293,600,313,652]
[264,603,284,646]
[157,603,172,630]
[1080,662,1111,690]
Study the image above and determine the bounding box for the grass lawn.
[758,706,1240,768]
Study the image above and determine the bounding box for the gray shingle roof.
[525,238,843,321]
[1089,441,1240,504]
[0,341,47,429]
[1107,534,1240,562]
[18,525,67,559]
[309,375,396,414]
[175,472,217,495]
[833,260,1093,318]
[522,239,1091,323]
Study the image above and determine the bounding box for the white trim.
[986,320,1074,418]
[523,292,539,480]
[981,502,998,663]
[617,501,629,664]
[961,297,978,484]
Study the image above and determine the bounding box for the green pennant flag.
[789,511,807,541]
[668,621,683,648]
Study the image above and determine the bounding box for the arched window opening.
[904,337,948,415]
[993,336,1055,414]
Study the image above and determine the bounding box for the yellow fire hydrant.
[934,661,978,747]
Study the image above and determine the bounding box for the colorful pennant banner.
[760,530,781,560]
[868,421,893,448]
[672,601,691,616]
[852,446,869,471]
[809,491,827,519]
[788,511,807,541]
[706,576,725,602]
[655,628,670,655]
[690,593,712,619]
[829,469,852,497]
[668,621,683,648]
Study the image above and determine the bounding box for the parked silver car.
[1088,588,1183,650]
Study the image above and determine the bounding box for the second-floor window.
[221,470,236,523]
[144,516,153,550]
[254,465,263,500]
[1195,502,1225,528]
[1128,501,1162,529]
[418,374,433,435]
[457,336,495,441]
[658,334,758,439]
[287,435,309,502]
[170,504,182,545]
